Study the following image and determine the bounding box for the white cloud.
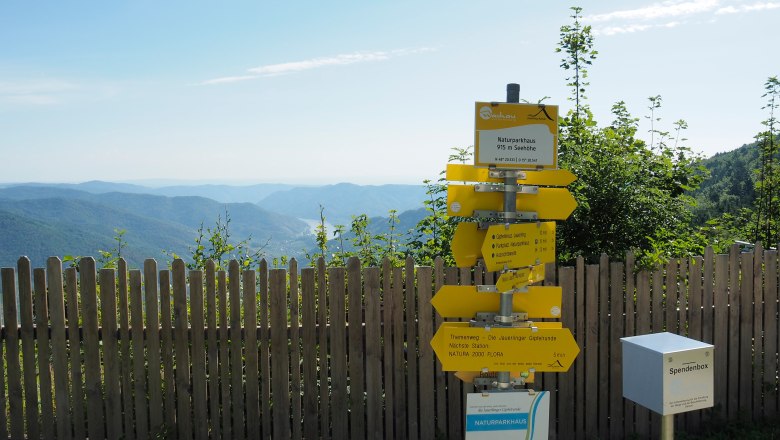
[716,2,780,14]
[586,0,720,22]
[0,79,79,106]
[594,20,683,36]
[202,47,436,85]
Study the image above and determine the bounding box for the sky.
[1,0,778,185]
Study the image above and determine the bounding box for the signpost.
[431,285,562,319]
[474,102,559,169]
[430,323,579,372]
[451,222,555,271]
[429,84,580,437]
[446,185,577,220]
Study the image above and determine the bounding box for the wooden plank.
[752,244,764,421]
[347,258,366,440]
[118,259,134,440]
[763,251,778,418]
[259,260,272,440]
[416,265,435,440]
[635,270,651,438]
[289,259,303,440]
[130,269,149,439]
[382,258,395,440]
[18,258,39,439]
[727,245,740,418]
[597,254,609,439]
[405,257,419,440]
[445,266,462,440]
[714,254,729,415]
[0,296,6,440]
[679,259,690,336]
[542,263,556,437]
[65,266,86,440]
[217,269,232,440]
[739,252,753,417]
[144,260,164,436]
[574,257,585,440]
[317,258,331,439]
[272,268,293,439]
[583,263,600,439]
[300,267,319,440]
[244,268,260,440]
[623,253,636,437]
[665,259,679,334]
[609,261,624,439]
[559,266,576,438]
[364,266,383,440]
[702,248,715,345]
[80,258,105,440]
[394,265,409,440]
[688,256,704,432]
[173,260,193,440]
[34,267,55,440]
[2,266,24,440]
[228,261,244,440]
[191,270,208,440]
[101,268,122,440]
[47,258,71,440]
[329,266,349,440]
[160,269,177,435]
[433,258,447,439]
[205,261,221,440]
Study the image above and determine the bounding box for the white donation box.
[621,332,714,415]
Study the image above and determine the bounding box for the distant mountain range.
[0,181,428,268]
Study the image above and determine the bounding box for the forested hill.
[690,142,759,224]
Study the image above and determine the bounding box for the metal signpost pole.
[495,83,521,390]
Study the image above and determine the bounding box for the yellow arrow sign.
[482,223,555,272]
[447,185,577,220]
[431,322,579,372]
[431,285,562,318]
[451,223,555,271]
[447,163,576,186]
[495,265,546,292]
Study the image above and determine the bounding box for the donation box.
[621,332,714,415]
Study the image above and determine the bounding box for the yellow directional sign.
[455,370,534,384]
[431,285,562,318]
[495,265,546,292]
[447,185,577,220]
[447,164,576,186]
[482,223,555,272]
[474,102,558,169]
[451,222,487,268]
[451,222,555,271]
[431,322,579,372]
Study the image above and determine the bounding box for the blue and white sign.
[466,391,549,439]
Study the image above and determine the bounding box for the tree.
[752,76,780,246]
[555,7,708,266]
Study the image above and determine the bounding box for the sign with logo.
[430,322,579,372]
[455,370,534,384]
[446,163,576,186]
[431,285,562,318]
[447,185,577,220]
[474,102,558,169]
[466,391,549,440]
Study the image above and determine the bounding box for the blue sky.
[1,1,778,184]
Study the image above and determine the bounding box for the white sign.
[465,391,549,440]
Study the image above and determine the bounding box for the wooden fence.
[0,244,777,439]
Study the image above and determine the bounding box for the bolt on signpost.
[430,84,580,439]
